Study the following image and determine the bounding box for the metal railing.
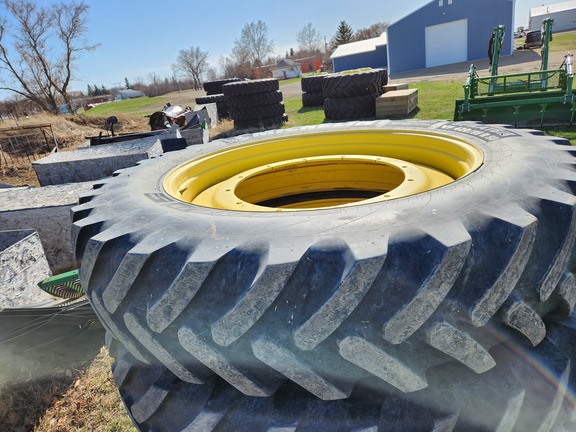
[0,123,58,169]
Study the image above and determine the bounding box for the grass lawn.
[85,95,168,117]
[408,81,463,121]
[283,98,325,127]
[548,29,576,53]
[83,78,574,146]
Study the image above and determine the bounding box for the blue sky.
[9,0,566,92]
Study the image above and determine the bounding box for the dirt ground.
[389,48,567,83]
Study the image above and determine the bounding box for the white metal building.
[529,1,576,31]
[114,89,145,100]
[330,34,388,72]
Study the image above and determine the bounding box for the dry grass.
[0,347,136,432]
[33,347,136,432]
[0,112,149,187]
[0,326,136,432]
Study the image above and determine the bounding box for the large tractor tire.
[322,69,384,98]
[233,113,288,131]
[228,102,285,121]
[203,78,242,96]
[223,79,284,130]
[376,68,388,87]
[301,74,327,93]
[107,308,576,432]
[324,94,378,120]
[222,78,279,97]
[302,91,325,107]
[72,120,576,402]
[194,94,226,105]
[226,90,283,109]
[195,93,230,119]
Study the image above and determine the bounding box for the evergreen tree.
[92,84,101,96]
[87,84,92,96]
[124,77,131,89]
[334,20,354,48]
[101,84,108,95]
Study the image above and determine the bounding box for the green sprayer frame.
[454,19,575,128]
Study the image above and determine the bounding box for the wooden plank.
[383,83,409,92]
[376,89,418,117]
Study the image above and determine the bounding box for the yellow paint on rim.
[163,129,484,212]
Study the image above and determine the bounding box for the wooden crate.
[383,82,409,92]
[375,88,418,117]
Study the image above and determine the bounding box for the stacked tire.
[301,74,327,107]
[71,121,576,431]
[107,313,576,432]
[323,68,388,120]
[222,78,287,130]
[196,78,242,120]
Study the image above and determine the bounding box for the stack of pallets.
[375,83,418,118]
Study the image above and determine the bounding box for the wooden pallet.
[375,88,418,117]
[383,82,409,92]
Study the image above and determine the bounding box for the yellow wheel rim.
[164,129,484,212]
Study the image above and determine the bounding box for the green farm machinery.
[454,19,575,127]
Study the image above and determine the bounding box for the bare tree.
[0,5,58,112]
[148,72,161,85]
[221,53,252,79]
[0,0,97,114]
[206,66,218,82]
[233,20,274,68]
[52,1,98,111]
[354,22,389,41]
[296,23,322,55]
[172,46,209,90]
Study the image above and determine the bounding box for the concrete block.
[33,136,163,186]
[0,182,95,271]
[179,127,210,146]
[161,137,188,152]
[193,103,218,128]
[0,229,54,309]
[78,129,180,149]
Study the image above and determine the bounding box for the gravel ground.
[390,48,567,83]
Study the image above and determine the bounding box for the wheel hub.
[163,129,483,212]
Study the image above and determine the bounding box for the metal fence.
[474,69,565,97]
[0,123,58,168]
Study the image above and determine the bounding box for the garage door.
[425,19,468,68]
